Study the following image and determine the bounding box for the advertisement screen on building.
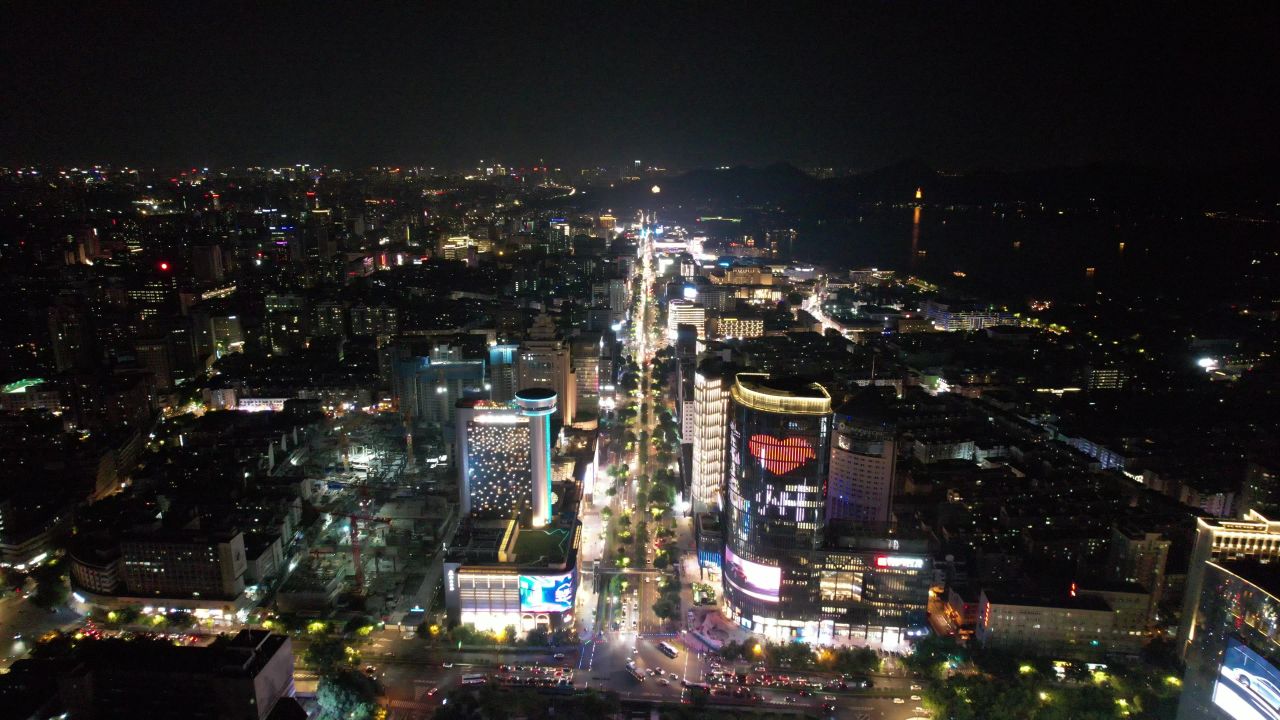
[518,572,574,613]
[748,433,817,476]
[1214,637,1280,720]
[724,546,781,603]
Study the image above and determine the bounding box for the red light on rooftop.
[158,261,170,271]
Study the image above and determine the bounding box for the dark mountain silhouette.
[577,159,1279,215]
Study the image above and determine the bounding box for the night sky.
[2,2,1277,170]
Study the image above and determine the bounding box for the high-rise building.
[764,228,797,258]
[488,343,519,403]
[673,326,698,449]
[350,304,399,338]
[826,389,897,524]
[127,277,179,322]
[394,355,486,428]
[724,374,832,636]
[691,359,737,515]
[666,299,706,340]
[570,334,601,416]
[516,315,576,423]
[1242,460,1280,518]
[190,244,225,283]
[455,401,532,519]
[1106,524,1171,622]
[191,311,245,363]
[263,294,306,355]
[708,312,766,340]
[607,278,628,326]
[515,389,557,527]
[547,219,570,254]
[133,336,175,390]
[311,299,347,338]
[119,528,247,600]
[1178,511,1280,660]
[47,294,96,371]
[56,629,297,720]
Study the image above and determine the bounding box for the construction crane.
[403,407,415,468]
[328,510,423,594]
[346,513,391,594]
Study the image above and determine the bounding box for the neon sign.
[875,556,924,569]
[748,434,816,475]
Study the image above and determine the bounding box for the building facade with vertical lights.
[692,359,737,516]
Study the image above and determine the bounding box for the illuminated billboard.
[1214,638,1280,720]
[748,434,816,475]
[518,572,574,613]
[875,556,925,570]
[724,545,781,603]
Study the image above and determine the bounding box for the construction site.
[277,411,457,624]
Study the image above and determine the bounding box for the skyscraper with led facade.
[515,388,557,528]
[724,373,832,636]
[456,401,532,519]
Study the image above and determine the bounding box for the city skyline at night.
[0,4,1277,720]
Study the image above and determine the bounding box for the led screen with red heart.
[749,434,816,475]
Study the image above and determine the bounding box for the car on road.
[1237,669,1280,711]
[659,677,670,686]
[426,687,439,697]
[894,697,906,704]
[442,662,454,668]
[552,653,565,660]
[669,672,679,680]
[822,695,836,701]
[910,684,922,690]
[911,695,922,701]
[364,665,377,676]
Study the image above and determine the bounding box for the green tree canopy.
[316,669,379,720]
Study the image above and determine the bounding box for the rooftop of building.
[733,373,832,415]
[73,629,288,678]
[511,525,576,566]
[981,590,1113,612]
[824,521,932,553]
[119,526,242,546]
[736,373,827,399]
[835,386,897,426]
[1077,579,1150,595]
